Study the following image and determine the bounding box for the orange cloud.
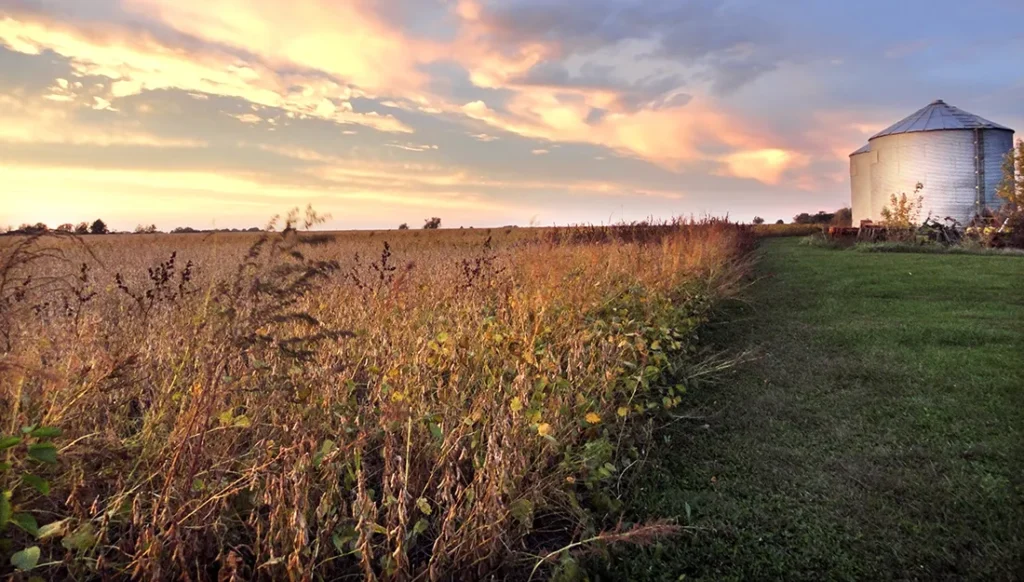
[461,88,811,184]
[719,148,811,185]
[0,0,822,198]
[0,11,413,133]
[121,0,441,97]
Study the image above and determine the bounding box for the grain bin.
[849,144,872,224]
[849,100,1014,225]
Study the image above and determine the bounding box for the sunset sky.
[1,0,1022,230]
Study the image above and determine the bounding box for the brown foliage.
[1,215,751,580]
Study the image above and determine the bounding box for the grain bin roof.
[870,100,1012,140]
[849,143,871,157]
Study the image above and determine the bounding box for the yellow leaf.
[510,397,523,413]
[585,412,601,425]
[617,407,629,418]
[537,423,552,437]
[233,415,251,428]
[416,497,432,516]
[217,410,233,426]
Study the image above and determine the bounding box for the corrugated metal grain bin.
[849,144,873,224]
[849,100,1014,224]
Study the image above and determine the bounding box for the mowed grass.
[598,238,1024,581]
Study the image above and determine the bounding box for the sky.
[1,0,1022,231]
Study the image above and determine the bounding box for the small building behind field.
[849,100,1015,225]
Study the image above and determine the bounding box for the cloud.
[508,60,690,113]
[0,93,206,147]
[385,142,439,152]
[3,0,1021,229]
[120,0,441,95]
[0,2,801,185]
[455,0,789,95]
[718,148,810,185]
[0,10,414,133]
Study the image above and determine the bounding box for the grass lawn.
[596,238,1024,581]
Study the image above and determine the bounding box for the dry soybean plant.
[0,213,753,580]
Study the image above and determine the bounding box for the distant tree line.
[747,208,852,227]
[4,219,109,236]
[2,219,264,236]
[792,208,852,226]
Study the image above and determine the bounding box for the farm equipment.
[918,215,963,245]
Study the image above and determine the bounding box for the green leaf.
[0,462,9,471]
[62,522,96,551]
[313,439,336,468]
[332,525,357,554]
[331,533,350,554]
[37,518,70,540]
[28,427,61,439]
[233,415,252,428]
[509,498,534,526]
[0,436,21,451]
[11,513,39,536]
[412,518,429,536]
[428,422,443,441]
[0,490,11,527]
[27,443,57,464]
[11,546,40,571]
[21,475,49,496]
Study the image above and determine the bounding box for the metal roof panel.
[870,100,1013,139]
[849,143,871,156]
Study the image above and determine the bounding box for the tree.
[89,219,109,235]
[752,216,765,225]
[75,222,90,234]
[880,183,924,228]
[56,223,74,232]
[775,219,785,225]
[793,211,836,225]
[996,138,1023,215]
[398,223,409,230]
[831,207,852,227]
[134,224,158,234]
[423,217,441,229]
